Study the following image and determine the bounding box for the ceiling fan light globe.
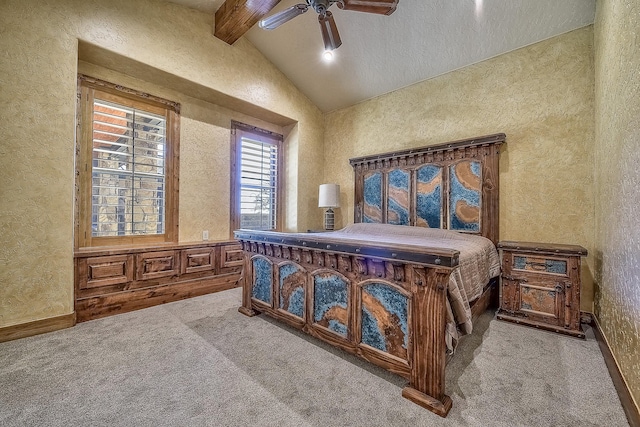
[322,50,334,61]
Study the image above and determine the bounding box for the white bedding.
[312,223,501,351]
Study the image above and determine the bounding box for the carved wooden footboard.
[235,230,460,417]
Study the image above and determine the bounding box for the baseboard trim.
[0,312,76,343]
[589,312,640,427]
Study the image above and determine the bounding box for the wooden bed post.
[402,266,453,417]
[238,251,258,317]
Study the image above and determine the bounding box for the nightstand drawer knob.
[528,262,547,271]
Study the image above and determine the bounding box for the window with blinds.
[231,122,283,232]
[76,75,180,247]
[92,99,166,237]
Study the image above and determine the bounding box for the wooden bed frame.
[235,133,505,417]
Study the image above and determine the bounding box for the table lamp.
[318,183,340,230]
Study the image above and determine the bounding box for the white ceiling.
[167,0,596,112]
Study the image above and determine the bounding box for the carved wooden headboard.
[349,133,505,245]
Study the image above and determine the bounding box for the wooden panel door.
[501,277,565,327]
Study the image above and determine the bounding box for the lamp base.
[324,208,335,230]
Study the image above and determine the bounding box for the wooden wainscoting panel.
[75,241,242,323]
[219,243,243,274]
[181,248,215,274]
[136,250,180,280]
[79,254,134,289]
[0,313,76,343]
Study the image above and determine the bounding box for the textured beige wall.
[324,27,596,310]
[0,0,324,328]
[594,0,640,409]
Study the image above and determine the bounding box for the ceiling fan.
[259,0,399,52]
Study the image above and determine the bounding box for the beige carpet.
[0,287,629,426]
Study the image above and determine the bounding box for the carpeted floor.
[0,287,629,426]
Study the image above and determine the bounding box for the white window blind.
[239,137,278,230]
[91,98,166,237]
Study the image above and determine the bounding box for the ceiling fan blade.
[319,11,342,51]
[259,4,309,30]
[337,0,399,15]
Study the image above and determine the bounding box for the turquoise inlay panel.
[361,283,408,358]
[328,320,348,336]
[545,260,567,274]
[362,307,386,350]
[415,165,442,228]
[279,263,305,318]
[387,169,410,225]
[363,172,383,223]
[289,289,304,316]
[449,160,481,231]
[514,256,527,270]
[313,273,348,337]
[513,256,567,274]
[252,257,272,304]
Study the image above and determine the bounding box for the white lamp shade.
[318,184,340,208]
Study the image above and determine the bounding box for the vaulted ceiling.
[166,0,596,112]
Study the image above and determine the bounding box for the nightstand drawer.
[511,254,568,276]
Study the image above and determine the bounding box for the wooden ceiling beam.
[214,0,282,45]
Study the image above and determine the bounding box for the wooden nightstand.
[497,241,588,338]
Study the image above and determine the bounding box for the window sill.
[74,240,238,258]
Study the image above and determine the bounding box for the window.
[230,121,283,232]
[76,75,180,247]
